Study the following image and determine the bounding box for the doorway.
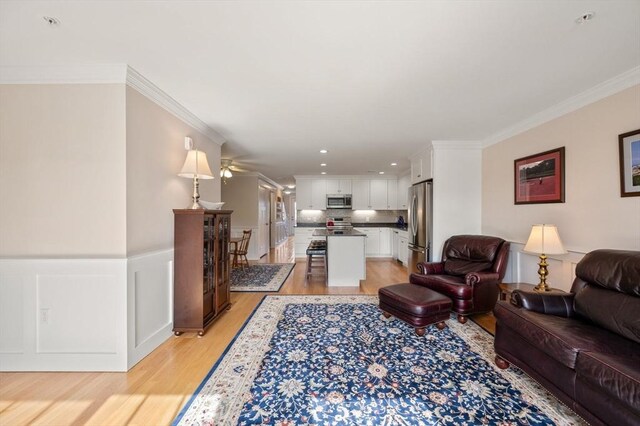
[258,186,271,258]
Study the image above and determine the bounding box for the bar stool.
[306,240,327,280]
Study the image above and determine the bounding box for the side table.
[498,282,565,301]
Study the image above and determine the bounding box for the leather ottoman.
[379,283,452,336]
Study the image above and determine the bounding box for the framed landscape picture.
[514,147,565,204]
[618,129,640,197]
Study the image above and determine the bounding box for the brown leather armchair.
[409,235,510,323]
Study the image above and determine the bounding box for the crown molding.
[431,140,482,150]
[125,66,225,146]
[0,64,128,84]
[0,64,226,146]
[482,66,640,148]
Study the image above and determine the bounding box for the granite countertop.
[313,229,365,237]
[297,222,408,230]
[352,223,408,230]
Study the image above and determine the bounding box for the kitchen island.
[313,228,366,287]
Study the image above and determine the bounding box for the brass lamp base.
[187,175,205,209]
[533,253,552,292]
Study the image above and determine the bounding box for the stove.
[326,216,352,230]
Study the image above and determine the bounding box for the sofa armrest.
[416,261,445,275]
[511,290,575,317]
[465,271,499,287]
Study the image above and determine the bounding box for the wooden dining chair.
[233,230,252,270]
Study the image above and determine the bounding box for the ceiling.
[1,1,639,187]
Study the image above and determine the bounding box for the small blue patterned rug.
[173,296,585,425]
[230,263,295,292]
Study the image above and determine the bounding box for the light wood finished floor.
[0,237,495,425]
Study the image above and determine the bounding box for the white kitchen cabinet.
[397,174,411,210]
[379,228,392,256]
[295,179,327,209]
[352,179,397,210]
[386,180,397,210]
[354,227,379,256]
[296,179,313,209]
[369,180,388,210]
[411,146,433,184]
[392,230,399,259]
[352,180,370,209]
[325,179,352,194]
[311,179,327,209]
[294,228,326,258]
[398,235,409,265]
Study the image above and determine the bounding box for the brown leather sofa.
[410,235,510,323]
[494,249,640,426]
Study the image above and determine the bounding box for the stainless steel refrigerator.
[408,181,433,274]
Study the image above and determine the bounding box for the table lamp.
[523,224,567,292]
[178,149,214,209]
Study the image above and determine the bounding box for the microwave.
[326,194,352,209]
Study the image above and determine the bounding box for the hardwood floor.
[0,237,495,425]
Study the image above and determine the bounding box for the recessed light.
[320,149,328,154]
[379,171,385,175]
[321,171,327,175]
[287,184,295,189]
[575,12,595,24]
[391,162,397,166]
[320,163,327,167]
[43,16,60,26]
[284,191,292,194]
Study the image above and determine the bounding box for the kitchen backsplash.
[296,209,408,224]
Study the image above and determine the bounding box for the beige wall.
[221,175,259,227]
[125,87,221,255]
[482,85,640,252]
[0,84,127,257]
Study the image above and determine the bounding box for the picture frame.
[514,147,565,204]
[618,129,640,197]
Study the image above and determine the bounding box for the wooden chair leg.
[415,327,426,336]
[495,355,510,369]
[457,314,468,324]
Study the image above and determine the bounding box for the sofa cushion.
[442,235,503,276]
[576,351,640,417]
[575,249,640,296]
[493,302,640,369]
[574,284,640,344]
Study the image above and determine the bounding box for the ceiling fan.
[220,159,250,183]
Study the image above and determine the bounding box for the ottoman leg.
[436,321,446,330]
[382,311,392,319]
[457,314,468,324]
[495,355,510,370]
[415,327,426,336]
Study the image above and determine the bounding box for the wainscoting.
[0,250,175,372]
[503,242,586,292]
[126,249,174,370]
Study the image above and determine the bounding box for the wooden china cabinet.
[173,209,233,336]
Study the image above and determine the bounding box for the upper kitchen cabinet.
[352,178,397,210]
[296,178,327,209]
[411,145,433,184]
[325,179,352,194]
[397,173,411,210]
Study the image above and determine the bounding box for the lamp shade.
[523,224,567,255]
[178,150,214,179]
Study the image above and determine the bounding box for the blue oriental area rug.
[173,296,585,425]
[230,263,295,292]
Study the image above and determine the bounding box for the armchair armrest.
[511,290,575,318]
[465,271,499,287]
[416,261,444,275]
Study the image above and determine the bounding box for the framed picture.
[514,147,565,204]
[618,129,640,197]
